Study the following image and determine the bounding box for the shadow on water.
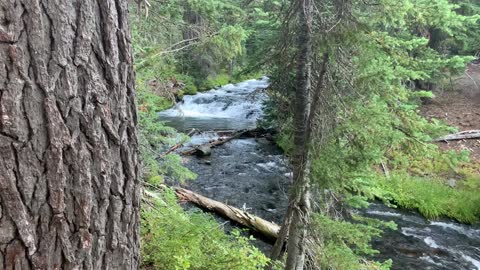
[159,78,480,270]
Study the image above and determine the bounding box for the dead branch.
[174,186,280,240]
[158,129,196,158]
[434,130,480,142]
[180,128,263,156]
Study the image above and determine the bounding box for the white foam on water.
[462,255,480,270]
[419,256,444,267]
[431,221,480,239]
[257,162,279,171]
[401,227,423,238]
[424,237,440,249]
[366,210,402,217]
[159,77,269,119]
[231,139,257,146]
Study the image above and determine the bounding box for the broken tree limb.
[174,186,280,241]
[158,129,196,158]
[179,127,273,156]
[434,130,480,142]
[180,128,250,156]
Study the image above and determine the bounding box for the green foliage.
[183,83,198,95]
[129,0,480,268]
[263,0,480,267]
[305,89,480,223]
[131,0,254,88]
[142,188,270,270]
[266,0,479,215]
[369,174,480,223]
[199,73,231,90]
[312,214,395,270]
[130,4,278,270]
[452,0,480,54]
[358,0,480,57]
[136,84,196,183]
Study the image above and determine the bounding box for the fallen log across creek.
[174,186,281,241]
[158,128,197,158]
[434,129,480,142]
[180,127,273,156]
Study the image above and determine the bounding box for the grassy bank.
[370,173,480,223]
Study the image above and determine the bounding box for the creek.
[159,78,480,270]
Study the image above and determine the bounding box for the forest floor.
[421,63,480,167]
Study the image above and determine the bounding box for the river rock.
[447,179,457,188]
[196,145,212,156]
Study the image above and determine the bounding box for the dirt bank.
[421,63,480,162]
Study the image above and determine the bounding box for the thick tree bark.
[0,1,140,269]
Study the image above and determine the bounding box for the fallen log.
[180,128,249,156]
[174,186,280,241]
[434,130,480,142]
[180,127,274,156]
[158,129,196,158]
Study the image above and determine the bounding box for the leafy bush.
[141,188,270,270]
[198,73,231,90]
[183,83,199,95]
[312,214,395,270]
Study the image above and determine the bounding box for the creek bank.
[159,77,480,270]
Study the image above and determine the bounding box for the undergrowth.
[370,173,480,223]
[312,214,396,270]
[142,188,270,270]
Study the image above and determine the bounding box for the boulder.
[196,145,212,156]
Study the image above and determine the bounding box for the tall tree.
[0,1,140,269]
[269,0,315,269]
[284,0,313,269]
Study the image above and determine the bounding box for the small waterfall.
[159,77,269,131]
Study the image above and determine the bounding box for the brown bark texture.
[0,0,140,269]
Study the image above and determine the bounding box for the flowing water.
[159,78,480,270]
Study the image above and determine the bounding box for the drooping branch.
[159,31,219,55]
[136,31,220,69]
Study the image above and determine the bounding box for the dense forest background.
[131,0,480,269]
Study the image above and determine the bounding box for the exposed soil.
[420,63,480,162]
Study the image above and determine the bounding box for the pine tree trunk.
[0,1,140,269]
[284,0,313,269]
